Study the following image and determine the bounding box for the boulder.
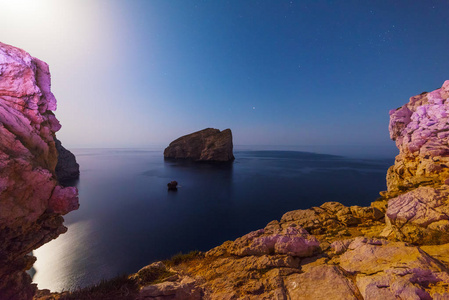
[379,81,449,243]
[167,180,178,191]
[164,128,234,162]
[206,225,321,258]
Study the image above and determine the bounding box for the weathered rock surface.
[54,138,79,184]
[377,81,449,245]
[164,128,234,162]
[339,237,449,299]
[387,80,449,194]
[0,42,78,299]
[206,225,320,258]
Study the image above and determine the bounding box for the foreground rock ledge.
[38,200,449,299]
[164,128,235,162]
[0,42,79,299]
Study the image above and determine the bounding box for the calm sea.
[32,148,393,291]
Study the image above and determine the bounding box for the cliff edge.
[164,128,234,162]
[0,42,79,299]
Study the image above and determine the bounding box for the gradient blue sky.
[1,0,448,156]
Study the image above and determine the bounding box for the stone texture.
[207,225,321,258]
[386,186,449,227]
[280,201,385,237]
[380,186,449,244]
[284,265,361,300]
[376,81,449,245]
[339,237,449,299]
[164,128,234,162]
[386,80,449,194]
[138,276,202,300]
[0,42,78,299]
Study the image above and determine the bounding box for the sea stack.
[164,128,235,162]
[0,42,79,299]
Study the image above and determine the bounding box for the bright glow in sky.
[1,1,448,156]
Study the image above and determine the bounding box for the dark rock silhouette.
[167,181,178,191]
[55,138,80,184]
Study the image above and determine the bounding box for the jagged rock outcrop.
[54,138,79,184]
[0,42,78,299]
[387,80,449,193]
[164,128,234,162]
[379,81,449,244]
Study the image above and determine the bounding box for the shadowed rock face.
[0,42,79,299]
[164,128,234,162]
[55,138,79,184]
[380,81,449,245]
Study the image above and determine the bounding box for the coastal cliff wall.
[381,81,449,245]
[387,80,449,193]
[0,42,79,299]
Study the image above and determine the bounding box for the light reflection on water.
[32,148,392,292]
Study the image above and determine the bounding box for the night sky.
[1,0,448,157]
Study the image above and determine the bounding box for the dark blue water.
[33,148,392,291]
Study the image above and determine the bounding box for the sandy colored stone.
[339,237,445,275]
[386,186,449,227]
[284,265,360,300]
[138,276,202,300]
[386,80,449,193]
[207,225,320,258]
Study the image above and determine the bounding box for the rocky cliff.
[164,128,234,162]
[386,80,449,194]
[0,42,79,299]
[381,80,449,245]
[39,81,449,300]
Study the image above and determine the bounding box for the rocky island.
[164,128,235,162]
[0,42,79,299]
